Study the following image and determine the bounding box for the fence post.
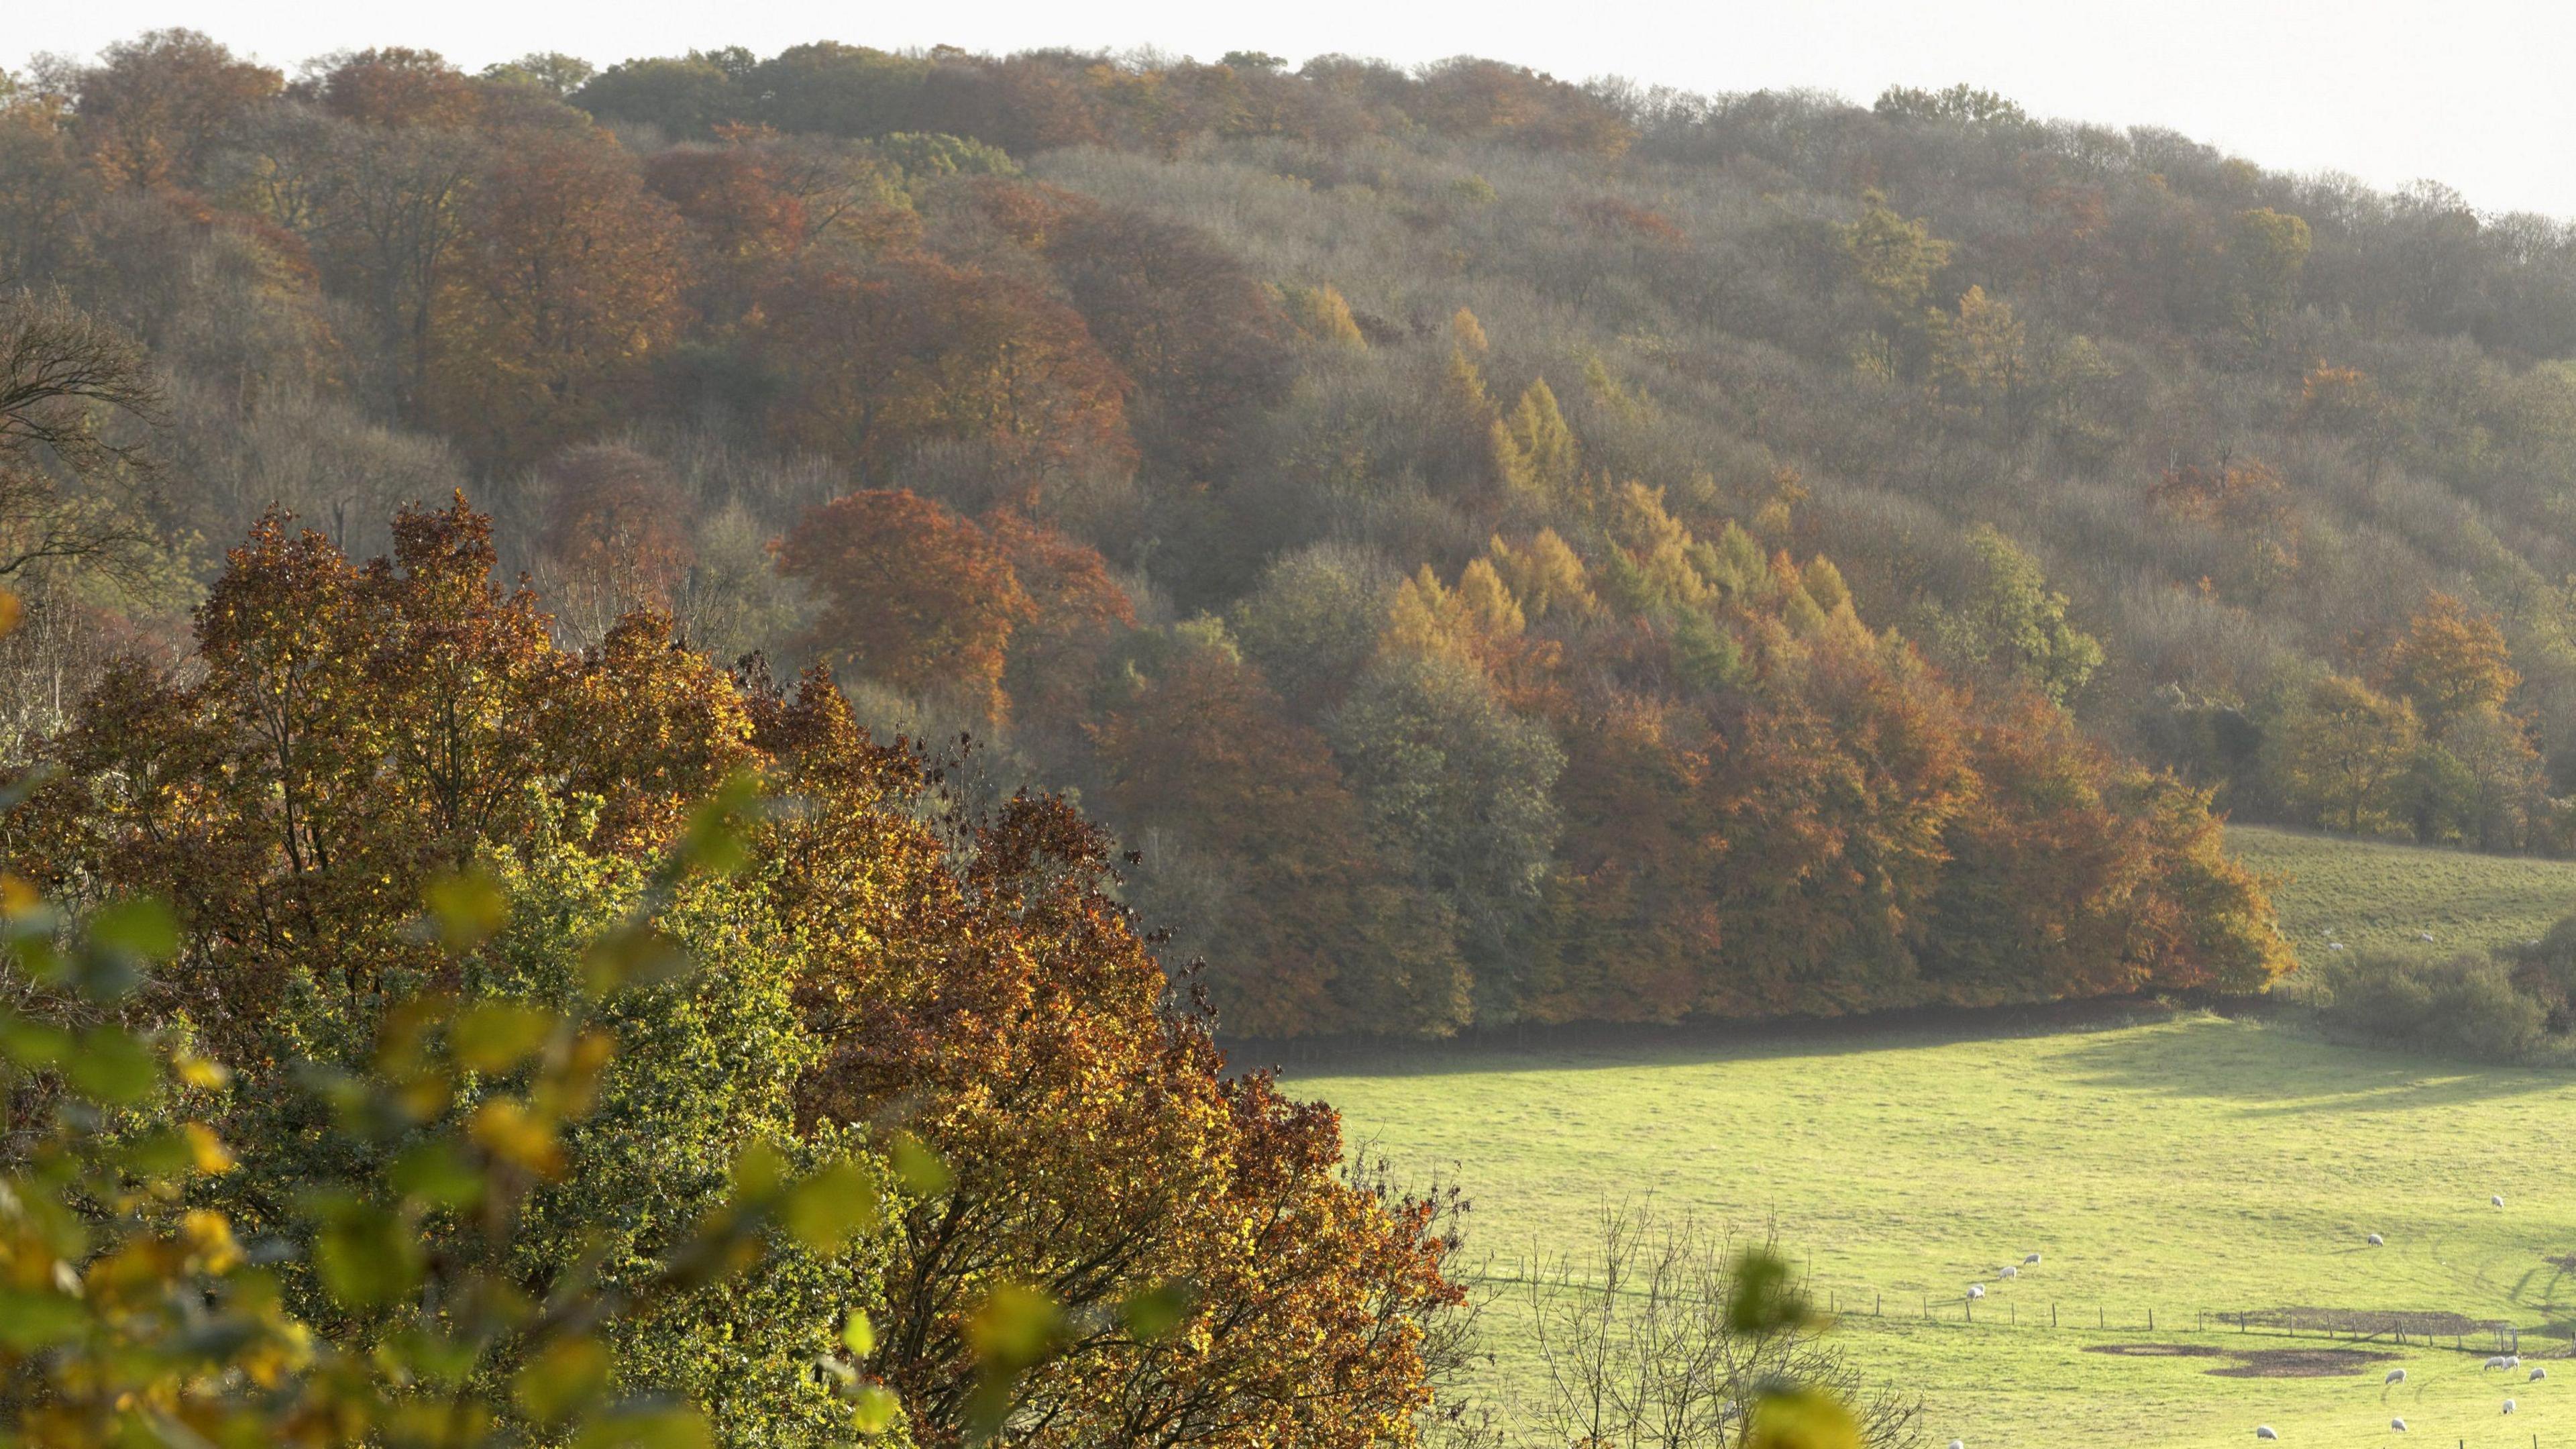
[1875,1293,1882,1317]
[2052,1303,2058,1328]
[2148,1308,2153,1332]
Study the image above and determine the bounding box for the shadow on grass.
[2049,1026,2570,1116]
[1260,1002,2576,1118]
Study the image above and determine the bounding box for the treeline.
[0,35,2324,1039]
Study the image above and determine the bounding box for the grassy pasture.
[2231,823,2576,959]
[1295,1014,2576,1448]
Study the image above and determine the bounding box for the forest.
[8,24,2576,1449]
[0,36,2393,1042]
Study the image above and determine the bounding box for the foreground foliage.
[1,511,1469,1445]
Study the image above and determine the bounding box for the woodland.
[3,25,2571,1449]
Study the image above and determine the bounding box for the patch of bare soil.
[2204,1348,2400,1379]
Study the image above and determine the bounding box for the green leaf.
[0,1291,84,1349]
[388,1139,487,1211]
[581,924,692,996]
[1121,1279,1198,1343]
[449,1001,557,1075]
[0,1012,71,1068]
[783,1160,879,1254]
[423,866,508,953]
[677,772,763,878]
[65,1026,158,1104]
[573,1407,713,1449]
[1727,1247,1818,1335]
[312,1197,425,1310]
[889,1134,951,1197]
[1747,1388,1864,1449]
[513,1334,611,1426]
[850,1385,900,1435]
[80,896,177,997]
[965,1283,1063,1371]
[841,1309,875,1357]
[729,1140,788,1201]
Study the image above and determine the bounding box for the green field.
[1299,1017,2576,1447]
[2231,824,2576,959]
[1292,833,2576,1446]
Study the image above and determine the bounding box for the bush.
[2296,947,2549,1061]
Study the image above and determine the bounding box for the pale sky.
[13,0,2576,219]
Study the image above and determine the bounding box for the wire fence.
[1468,1259,2543,1357]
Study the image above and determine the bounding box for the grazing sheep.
[2419,932,2436,943]
[2255,1428,2278,1441]
[2504,1400,2518,1415]
[1966,1284,1986,1299]
[2000,1265,2019,1279]
[2506,1356,2522,1368]
[2532,1367,2548,1381]
[2495,1195,2508,1208]
[2385,1368,2406,1385]
[2023,1252,2041,1265]
[2390,1417,2406,1431]
[2487,1356,2510,1371]
[1949,1441,1964,1449]
[2367,1233,2384,1246]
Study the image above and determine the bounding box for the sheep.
[2506,1356,2522,1368]
[2367,1233,2384,1246]
[2390,1417,2407,1432]
[2495,1195,2508,1208]
[2505,1399,2518,1415]
[2023,1252,2042,1265]
[2532,1366,2549,1382]
[2000,1265,2019,1279]
[1966,1284,1986,1299]
[2419,931,2436,943]
[1949,1441,1965,1449]
[2255,1428,2278,1440]
[2487,1356,2510,1371]
[2329,942,2347,951]
[2385,1368,2406,1385]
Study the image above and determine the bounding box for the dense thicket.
[0,36,2351,1038]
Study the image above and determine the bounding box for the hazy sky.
[13,0,2575,218]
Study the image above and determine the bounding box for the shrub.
[2298,947,2548,1061]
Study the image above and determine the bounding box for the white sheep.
[2385,1368,2406,1385]
[2000,1265,2019,1279]
[2255,1428,2278,1441]
[1966,1284,1986,1299]
[2507,1355,2522,1368]
[2419,932,2436,943]
[2495,1195,2508,1208]
[2532,1366,2548,1381]
[2023,1252,2041,1265]
[2487,1356,2510,1371]
[2505,1399,2518,1415]
[1949,1441,1964,1449]
[2390,1418,2407,1432]
[2367,1233,2384,1246]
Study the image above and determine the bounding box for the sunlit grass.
[1295,1013,2576,1448]
[2232,823,2576,959]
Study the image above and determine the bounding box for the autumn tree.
[2265,672,2421,833]
[776,488,1033,720]
[533,442,698,645]
[1930,524,2102,704]
[66,29,280,189]
[427,117,690,464]
[2383,590,2518,735]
